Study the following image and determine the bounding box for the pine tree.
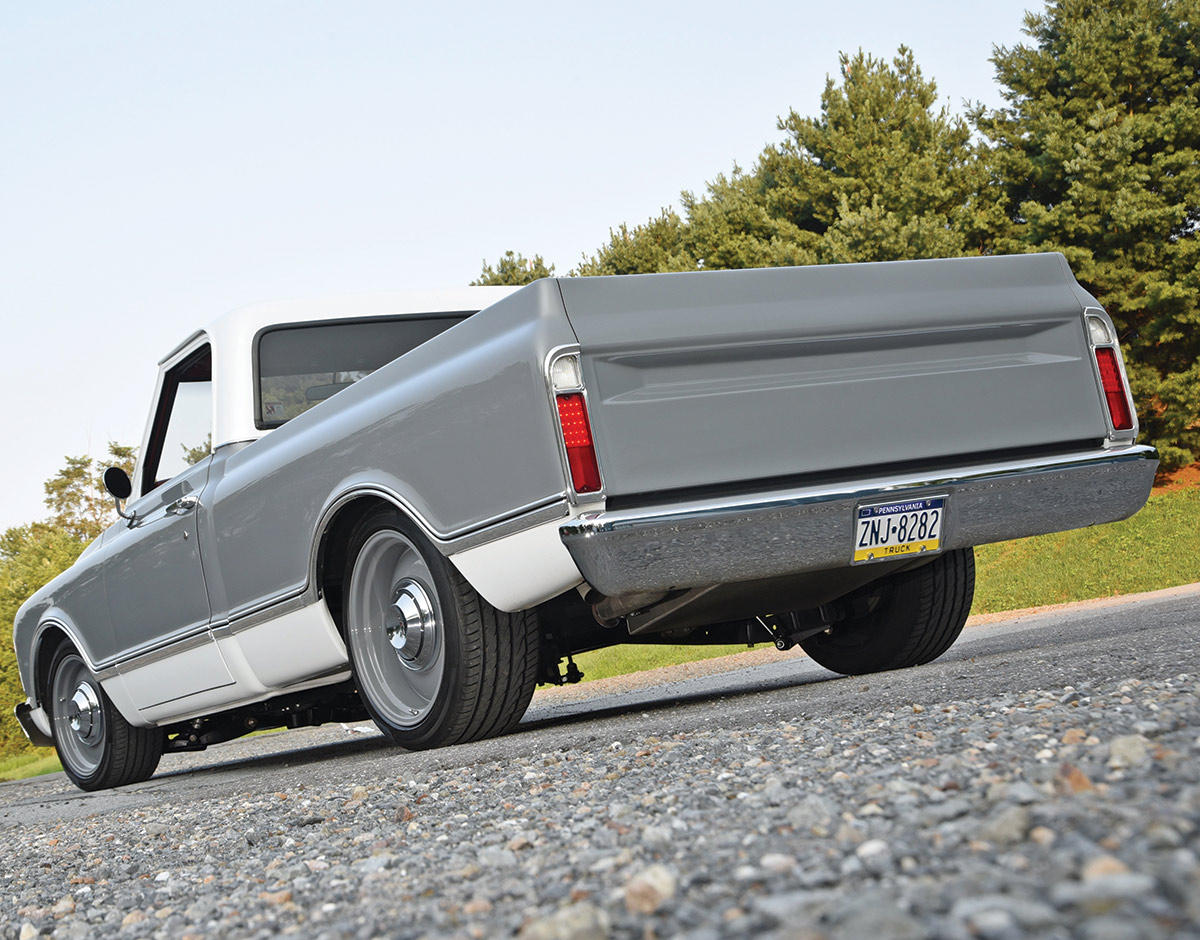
[574,210,693,275]
[750,47,977,265]
[681,171,810,270]
[974,0,1200,468]
[471,250,555,286]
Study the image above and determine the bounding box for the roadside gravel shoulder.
[1,586,1197,940]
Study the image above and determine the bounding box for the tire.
[343,507,539,749]
[799,548,975,675]
[47,642,163,791]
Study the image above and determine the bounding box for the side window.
[140,344,213,495]
[256,315,468,429]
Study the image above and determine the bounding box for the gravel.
[2,615,1198,938]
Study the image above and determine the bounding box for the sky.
[0,0,1037,532]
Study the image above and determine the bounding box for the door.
[105,341,233,710]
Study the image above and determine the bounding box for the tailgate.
[556,253,1110,498]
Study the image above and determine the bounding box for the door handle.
[166,495,198,516]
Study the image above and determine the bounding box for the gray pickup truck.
[13,253,1156,790]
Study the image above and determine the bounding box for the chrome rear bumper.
[559,445,1158,596]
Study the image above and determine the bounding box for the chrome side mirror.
[103,467,137,525]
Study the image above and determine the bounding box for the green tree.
[575,209,693,275]
[681,172,810,270]
[753,47,977,265]
[182,433,213,467]
[0,523,88,754]
[42,442,136,542]
[3,445,136,753]
[973,0,1200,469]
[471,250,555,286]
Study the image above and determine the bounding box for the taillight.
[555,392,602,493]
[1094,347,1134,431]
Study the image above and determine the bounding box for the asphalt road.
[3,583,1197,826]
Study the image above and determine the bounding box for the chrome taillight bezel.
[544,345,606,503]
[1083,308,1137,441]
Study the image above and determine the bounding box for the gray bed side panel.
[207,280,577,620]
[557,254,1110,495]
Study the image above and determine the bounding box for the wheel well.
[33,626,70,708]
[316,495,398,637]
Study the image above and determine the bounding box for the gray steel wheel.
[51,650,107,778]
[46,642,162,791]
[346,528,447,731]
[342,508,541,750]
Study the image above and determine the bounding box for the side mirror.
[103,467,132,500]
[103,467,137,524]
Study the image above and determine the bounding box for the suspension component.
[540,653,585,686]
[758,613,834,651]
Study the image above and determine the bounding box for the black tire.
[343,507,539,749]
[47,642,163,791]
[799,548,975,675]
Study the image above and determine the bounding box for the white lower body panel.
[111,601,350,727]
[448,515,585,611]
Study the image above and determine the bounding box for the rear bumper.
[559,445,1158,596]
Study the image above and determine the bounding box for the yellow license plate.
[853,496,945,564]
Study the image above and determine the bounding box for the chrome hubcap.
[385,579,438,670]
[68,682,102,745]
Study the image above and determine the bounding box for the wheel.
[47,642,162,791]
[799,548,975,675]
[343,507,539,749]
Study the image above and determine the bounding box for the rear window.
[256,314,468,429]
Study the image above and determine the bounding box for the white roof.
[150,286,521,458]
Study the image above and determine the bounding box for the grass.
[572,643,746,682]
[972,485,1200,613]
[0,750,61,782]
[574,485,1200,683]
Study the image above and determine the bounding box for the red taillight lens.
[1095,347,1134,431]
[555,393,602,494]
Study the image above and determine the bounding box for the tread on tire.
[799,548,975,675]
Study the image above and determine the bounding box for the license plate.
[853,496,945,564]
